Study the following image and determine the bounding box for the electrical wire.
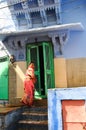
[0,0,83,10]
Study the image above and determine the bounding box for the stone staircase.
[14,99,48,130]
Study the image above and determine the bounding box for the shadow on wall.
[9,61,26,105]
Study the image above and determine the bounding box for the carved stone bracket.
[48,30,69,57]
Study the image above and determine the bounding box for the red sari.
[21,63,36,106]
[22,78,35,106]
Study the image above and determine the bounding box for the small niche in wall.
[17,40,22,48]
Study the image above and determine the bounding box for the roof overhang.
[0,22,84,41]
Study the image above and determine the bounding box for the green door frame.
[26,41,55,98]
[26,45,41,97]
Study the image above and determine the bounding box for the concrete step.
[21,111,48,121]
[34,99,47,107]
[16,105,48,130]
[17,120,48,130]
[11,98,47,107]
[23,106,47,112]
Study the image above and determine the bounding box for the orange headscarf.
[26,63,35,78]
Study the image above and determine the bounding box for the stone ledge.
[0,106,24,130]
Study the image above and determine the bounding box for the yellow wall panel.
[54,58,67,88]
[66,58,86,87]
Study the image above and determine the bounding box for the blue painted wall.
[0,0,86,59]
[0,0,16,31]
[61,0,86,27]
[61,0,86,58]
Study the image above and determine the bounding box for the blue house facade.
[0,0,86,104]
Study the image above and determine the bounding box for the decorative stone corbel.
[48,30,69,57]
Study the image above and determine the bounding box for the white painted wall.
[0,0,16,31]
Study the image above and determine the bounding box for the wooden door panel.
[62,100,86,130]
[63,122,86,130]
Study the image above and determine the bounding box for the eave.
[0,22,84,41]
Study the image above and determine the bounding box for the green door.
[26,42,54,98]
[26,45,41,97]
[43,42,55,96]
[0,57,9,100]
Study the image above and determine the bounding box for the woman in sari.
[21,62,36,106]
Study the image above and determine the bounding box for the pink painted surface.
[62,100,86,130]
